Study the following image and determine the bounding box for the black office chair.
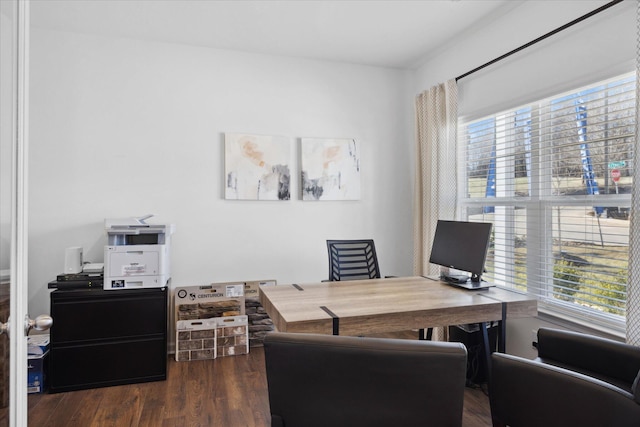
[264,332,468,427]
[326,239,381,281]
[490,328,640,427]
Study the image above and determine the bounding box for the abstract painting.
[225,133,291,200]
[301,138,360,201]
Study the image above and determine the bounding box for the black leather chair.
[264,332,468,427]
[490,327,640,427]
[326,239,381,281]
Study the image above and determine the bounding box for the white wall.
[28,28,414,318]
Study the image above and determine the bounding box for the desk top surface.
[259,276,537,335]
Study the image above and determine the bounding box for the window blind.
[458,73,635,332]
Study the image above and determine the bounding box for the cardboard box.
[215,315,249,357]
[175,283,245,322]
[175,319,217,362]
[174,281,276,356]
[244,280,275,302]
[27,351,48,394]
[244,280,276,347]
[174,283,246,361]
[27,334,50,356]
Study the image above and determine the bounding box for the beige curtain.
[627,0,640,346]
[413,80,458,277]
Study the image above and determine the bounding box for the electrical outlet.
[531,329,538,349]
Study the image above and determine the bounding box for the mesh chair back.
[327,239,381,281]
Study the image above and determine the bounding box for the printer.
[103,215,175,290]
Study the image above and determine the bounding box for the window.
[459,73,636,332]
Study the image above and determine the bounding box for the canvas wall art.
[301,138,360,201]
[225,133,291,200]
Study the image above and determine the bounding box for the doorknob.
[25,314,53,335]
[0,315,53,337]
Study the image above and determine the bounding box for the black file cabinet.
[49,287,168,393]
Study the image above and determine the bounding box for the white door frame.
[8,0,30,425]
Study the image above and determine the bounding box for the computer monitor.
[429,220,493,283]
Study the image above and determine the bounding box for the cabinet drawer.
[50,288,167,343]
[49,337,166,393]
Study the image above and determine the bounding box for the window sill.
[537,302,626,342]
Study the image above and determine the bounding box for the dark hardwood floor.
[27,344,492,427]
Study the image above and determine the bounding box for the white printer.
[103,215,175,290]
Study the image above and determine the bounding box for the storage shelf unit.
[49,287,168,393]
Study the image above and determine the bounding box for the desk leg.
[319,306,340,335]
[498,302,507,353]
[418,327,434,340]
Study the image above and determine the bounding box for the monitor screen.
[429,220,493,281]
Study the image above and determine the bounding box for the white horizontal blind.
[458,72,636,332]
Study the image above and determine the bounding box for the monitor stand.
[442,274,470,284]
[450,280,495,290]
[425,273,495,290]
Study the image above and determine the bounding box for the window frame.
[458,72,635,335]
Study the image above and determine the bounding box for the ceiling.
[28,0,520,69]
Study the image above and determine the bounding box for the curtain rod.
[455,0,624,82]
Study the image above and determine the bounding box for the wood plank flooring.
[27,344,492,427]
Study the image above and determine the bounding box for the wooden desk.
[259,276,537,350]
